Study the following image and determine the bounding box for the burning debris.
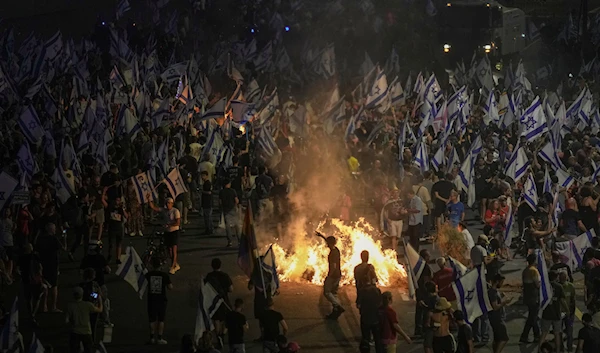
[271,218,408,288]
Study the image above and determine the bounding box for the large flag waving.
[536,249,553,314]
[404,239,426,298]
[115,246,148,299]
[452,265,492,324]
[0,172,18,211]
[18,105,44,144]
[261,245,280,297]
[164,168,189,200]
[131,171,158,204]
[520,96,547,142]
[194,280,225,341]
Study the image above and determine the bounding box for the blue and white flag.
[523,173,538,211]
[520,97,547,142]
[0,172,18,211]
[52,167,75,204]
[404,241,425,298]
[571,230,595,269]
[44,31,63,62]
[18,106,44,144]
[254,41,273,72]
[29,332,44,353]
[151,99,170,130]
[131,171,158,204]
[201,98,226,121]
[231,100,256,123]
[555,168,575,190]
[109,65,126,88]
[452,265,492,324]
[431,145,445,171]
[116,106,141,140]
[504,144,530,184]
[414,140,429,173]
[0,297,19,351]
[484,90,499,125]
[317,44,336,78]
[448,256,467,280]
[164,168,188,200]
[116,0,131,19]
[476,57,494,94]
[194,279,224,341]
[245,79,262,104]
[261,245,280,297]
[538,141,565,171]
[389,77,405,106]
[17,143,35,181]
[116,246,148,299]
[365,69,388,109]
[536,249,553,314]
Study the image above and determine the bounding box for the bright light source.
[284,26,290,32]
[102,21,106,26]
[521,33,526,38]
[483,44,492,53]
[486,3,490,7]
[447,2,451,6]
[443,44,451,53]
[250,28,255,33]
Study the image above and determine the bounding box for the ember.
[272,218,408,287]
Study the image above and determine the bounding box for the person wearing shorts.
[149,198,181,274]
[145,257,172,345]
[380,188,405,252]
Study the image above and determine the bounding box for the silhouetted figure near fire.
[316,232,345,320]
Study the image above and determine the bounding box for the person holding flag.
[149,197,181,274]
[204,258,233,348]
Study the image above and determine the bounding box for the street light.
[443,44,451,53]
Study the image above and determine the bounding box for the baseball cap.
[478,234,490,244]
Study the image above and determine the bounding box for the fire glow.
[271,218,408,287]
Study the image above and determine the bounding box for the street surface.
[9,207,588,353]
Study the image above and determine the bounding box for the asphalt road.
[7,205,590,353]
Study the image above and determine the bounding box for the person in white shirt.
[149,198,181,274]
[457,222,475,263]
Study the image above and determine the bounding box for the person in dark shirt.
[255,166,274,217]
[260,298,288,353]
[549,251,573,283]
[576,313,600,353]
[354,250,377,300]
[79,240,110,287]
[317,233,344,319]
[415,249,433,337]
[488,274,512,353]
[101,190,127,265]
[227,156,244,199]
[540,271,567,353]
[145,257,173,345]
[356,267,383,353]
[200,171,214,235]
[225,298,248,352]
[204,258,233,348]
[35,222,65,313]
[100,164,122,202]
[455,310,474,353]
[431,173,457,230]
[219,179,239,247]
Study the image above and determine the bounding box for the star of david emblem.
[373,86,381,96]
[138,176,149,191]
[268,104,276,114]
[480,69,487,77]
[0,192,5,201]
[465,289,475,303]
[28,121,38,129]
[134,264,141,273]
[174,177,181,188]
[581,246,589,257]
[168,69,176,76]
[521,115,536,130]
[322,58,329,68]
[528,188,535,196]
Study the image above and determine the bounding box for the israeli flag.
[366,69,388,109]
[0,172,18,211]
[543,167,553,195]
[414,140,429,173]
[538,141,565,171]
[164,168,189,200]
[404,240,425,298]
[116,246,148,299]
[0,297,19,351]
[261,245,281,297]
[390,77,405,106]
[201,98,226,121]
[231,100,256,123]
[504,143,530,184]
[157,137,170,177]
[448,256,468,280]
[520,97,547,142]
[151,99,170,130]
[431,145,445,171]
[194,280,224,341]
[245,79,262,104]
[452,265,492,324]
[52,167,75,204]
[17,143,36,181]
[555,168,574,190]
[131,171,158,204]
[536,249,553,314]
[18,106,44,144]
[44,31,63,62]
[571,230,595,269]
[523,173,538,211]
[484,90,499,125]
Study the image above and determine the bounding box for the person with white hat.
[429,297,455,353]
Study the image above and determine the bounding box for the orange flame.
[272,218,408,287]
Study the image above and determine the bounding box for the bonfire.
[272,218,408,288]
